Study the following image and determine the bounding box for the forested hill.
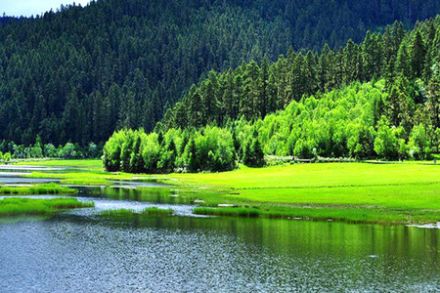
[161,17,440,129]
[1,1,440,146]
[104,15,440,173]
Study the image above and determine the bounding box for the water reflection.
[0,169,440,291]
[0,176,59,184]
[1,214,439,292]
[79,185,195,205]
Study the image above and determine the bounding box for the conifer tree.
[410,31,427,78]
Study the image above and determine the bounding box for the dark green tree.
[410,31,427,78]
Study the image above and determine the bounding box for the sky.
[0,0,91,17]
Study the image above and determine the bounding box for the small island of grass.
[100,207,174,219]
[0,183,77,195]
[0,197,94,217]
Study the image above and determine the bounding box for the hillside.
[103,77,440,176]
[162,17,440,130]
[1,0,440,145]
[102,14,440,174]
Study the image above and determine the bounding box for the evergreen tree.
[1,0,440,147]
[410,31,427,78]
[186,138,199,172]
[427,71,440,149]
[385,75,413,132]
[242,130,265,167]
[395,42,411,77]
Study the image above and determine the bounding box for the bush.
[374,118,400,160]
[183,138,199,172]
[58,143,81,159]
[293,139,316,159]
[194,126,237,172]
[243,137,265,167]
[141,134,160,172]
[87,142,100,158]
[44,143,58,157]
[103,131,127,171]
[408,124,431,159]
[3,152,11,163]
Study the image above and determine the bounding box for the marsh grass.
[141,207,174,216]
[0,197,93,216]
[100,207,174,219]
[193,205,440,224]
[99,209,135,218]
[0,183,77,195]
[194,207,261,217]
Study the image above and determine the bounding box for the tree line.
[242,80,438,161]
[1,0,439,146]
[103,127,255,173]
[103,15,440,173]
[104,75,439,174]
[0,138,101,160]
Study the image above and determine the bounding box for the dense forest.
[103,79,437,173]
[104,16,440,173]
[1,0,440,147]
[162,18,440,128]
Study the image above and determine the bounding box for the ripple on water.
[1,169,440,292]
[0,217,439,292]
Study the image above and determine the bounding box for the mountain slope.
[161,17,440,129]
[1,0,440,145]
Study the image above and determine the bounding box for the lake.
[0,172,439,292]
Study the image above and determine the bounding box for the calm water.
[1,214,440,292]
[0,171,440,292]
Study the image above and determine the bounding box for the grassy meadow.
[167,162,440,207]
[9,159,440,223]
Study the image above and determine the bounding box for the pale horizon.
[0,0,92,17]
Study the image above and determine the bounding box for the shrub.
[374,118,400,160]
[408,124,431,159]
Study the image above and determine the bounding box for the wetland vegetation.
[6,159,440,224]
[0,183,77,195]
[1,3,440,226]
[0,197,93,217]
[100,207,174,219]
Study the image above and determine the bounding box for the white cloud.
[0,0,92,17]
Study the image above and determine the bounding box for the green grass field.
[16,159,145,185]
[165,162,440,207]
[15,159,104,170]
[9,159,440,223]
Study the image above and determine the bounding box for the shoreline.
[4,159,440,225]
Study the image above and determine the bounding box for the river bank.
[6,159,440,224]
